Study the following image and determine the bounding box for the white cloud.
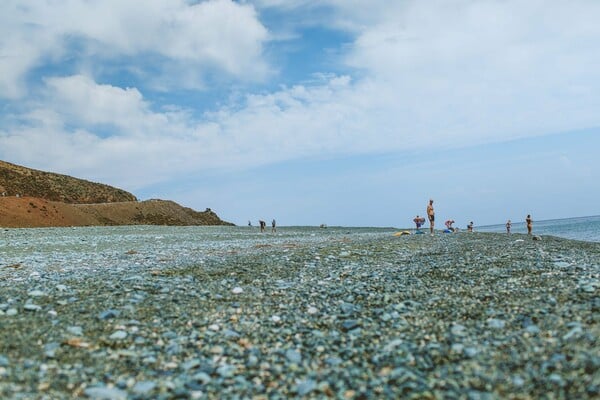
[2,0,600,198]
[0,0,269,98]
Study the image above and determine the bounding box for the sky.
[1,0,599,228]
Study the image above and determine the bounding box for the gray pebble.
[98,309,120,320]
[286,349,302,364]
[109,330,127,340]
[132,381,156,395]
[66,326,83,336]
[341,319,360,331]
[296,379,317,396]
[487,318,506,329]
[84,387,128,400]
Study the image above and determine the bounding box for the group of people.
[415,199,533,235]
[249,219,277,233]
[505,215,533,235]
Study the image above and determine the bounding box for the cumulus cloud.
[1,0,600,194]
[0,0,269,98]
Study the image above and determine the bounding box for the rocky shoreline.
[0,228,598,399]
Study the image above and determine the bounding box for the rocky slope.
[0,160,137,204]
[0,197,232,227]
[0,160,232,227]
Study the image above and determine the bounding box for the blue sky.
[1,0,599,227]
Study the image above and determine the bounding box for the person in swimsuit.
[445,219,455,232]
[526,215,533,234]
[427,199,435,235]
[413,215,425,231]
[506,220,511,234]
[467,221,474,232]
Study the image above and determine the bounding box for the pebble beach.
[0,226,599,399]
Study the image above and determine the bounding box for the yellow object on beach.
[393,231,411,236]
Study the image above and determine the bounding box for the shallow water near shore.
[478,215,600,242]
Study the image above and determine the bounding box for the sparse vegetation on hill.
[0,160,233,227]
[0,160,137,203]
[0,197,232,227]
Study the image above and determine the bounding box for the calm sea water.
[477,215,600,243]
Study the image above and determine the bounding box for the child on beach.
[526,215,533,234]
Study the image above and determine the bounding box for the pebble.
[341,319,360,331]
[451,324,468,337]
[84,387,128,400]
[216,364,236,378]
[307,306,319,314]
[98,309,120,320]
[67,326,83,336]
[132,381,157,395]
[285,349,302,364]
[562,325,583,341]
[0,227,597,399]
[109,330,128,340]
[192,372,211,385]
[296,379,317,396]
[487,318,506,329]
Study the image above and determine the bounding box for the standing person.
[526,215,533,234]
[506,220,512,234]
[271,219,276,233]
[259,220,266,232]
[427,199,435,235]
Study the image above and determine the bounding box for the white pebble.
[232,287,243,294]
[109,330,127,340]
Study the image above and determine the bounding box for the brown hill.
[0,160,233,227]
[0,197,233,228]
[0,160,137,203]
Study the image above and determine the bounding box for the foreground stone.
[0,229,598,399]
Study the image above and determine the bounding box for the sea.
[477,215,600,243]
